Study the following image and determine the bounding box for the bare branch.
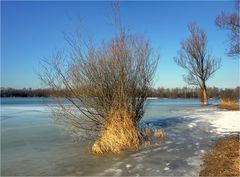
[215,0,240,57]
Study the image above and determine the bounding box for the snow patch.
[164,167,170,170]
[191,110,240,134]
[126,164,132,169]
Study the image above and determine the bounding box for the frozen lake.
[1,98,239,176]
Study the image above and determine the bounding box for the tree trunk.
[202,86,208,105]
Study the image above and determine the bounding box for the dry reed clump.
[142,127,151,140]
[216,99,240,111]
[140,128,165,149]
[142,127,165,141]
[154,129,165,139]
[220,99,237,105]
[91,108,141,155]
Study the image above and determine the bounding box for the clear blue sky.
[1,1,239,89]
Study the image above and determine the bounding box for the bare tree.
[174,24,221,105]
[215,0,240,57]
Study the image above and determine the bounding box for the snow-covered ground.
[187,108,240,134]
[201,111,240,134]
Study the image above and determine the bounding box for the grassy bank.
[199,135,240,176]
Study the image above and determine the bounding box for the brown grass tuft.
[142,127,151,140]
[142,140,151,148]
[154,129,165,140]
[142,127,165,142]
[91,108,141,155]
[199,135,240,176]
[216,99,240,111]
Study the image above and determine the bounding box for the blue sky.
[1,1,239,89]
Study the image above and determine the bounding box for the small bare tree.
[215,0,240,57]
[174,24,221,105]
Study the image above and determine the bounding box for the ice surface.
[1,98,239,176]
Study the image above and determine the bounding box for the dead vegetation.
[216,99,240,111]
[91,107,141,154]
[154,129,165,139]
[199,135,240,176]
[91,108,165,155]
[142,127,165,142]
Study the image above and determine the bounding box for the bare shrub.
[40,29,159,153]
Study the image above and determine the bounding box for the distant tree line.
[0,87,54,97]
[1,87,239,100]
[148,87,240,100]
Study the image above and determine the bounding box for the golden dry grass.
[91,109,165,155]
[154,129,165,139]
[216,99,240,111]
[142,127,165,142]
[91,108,141,155]
[199,135,240,176]
[142,127,151,140]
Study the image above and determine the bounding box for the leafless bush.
[40,28,159,152]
